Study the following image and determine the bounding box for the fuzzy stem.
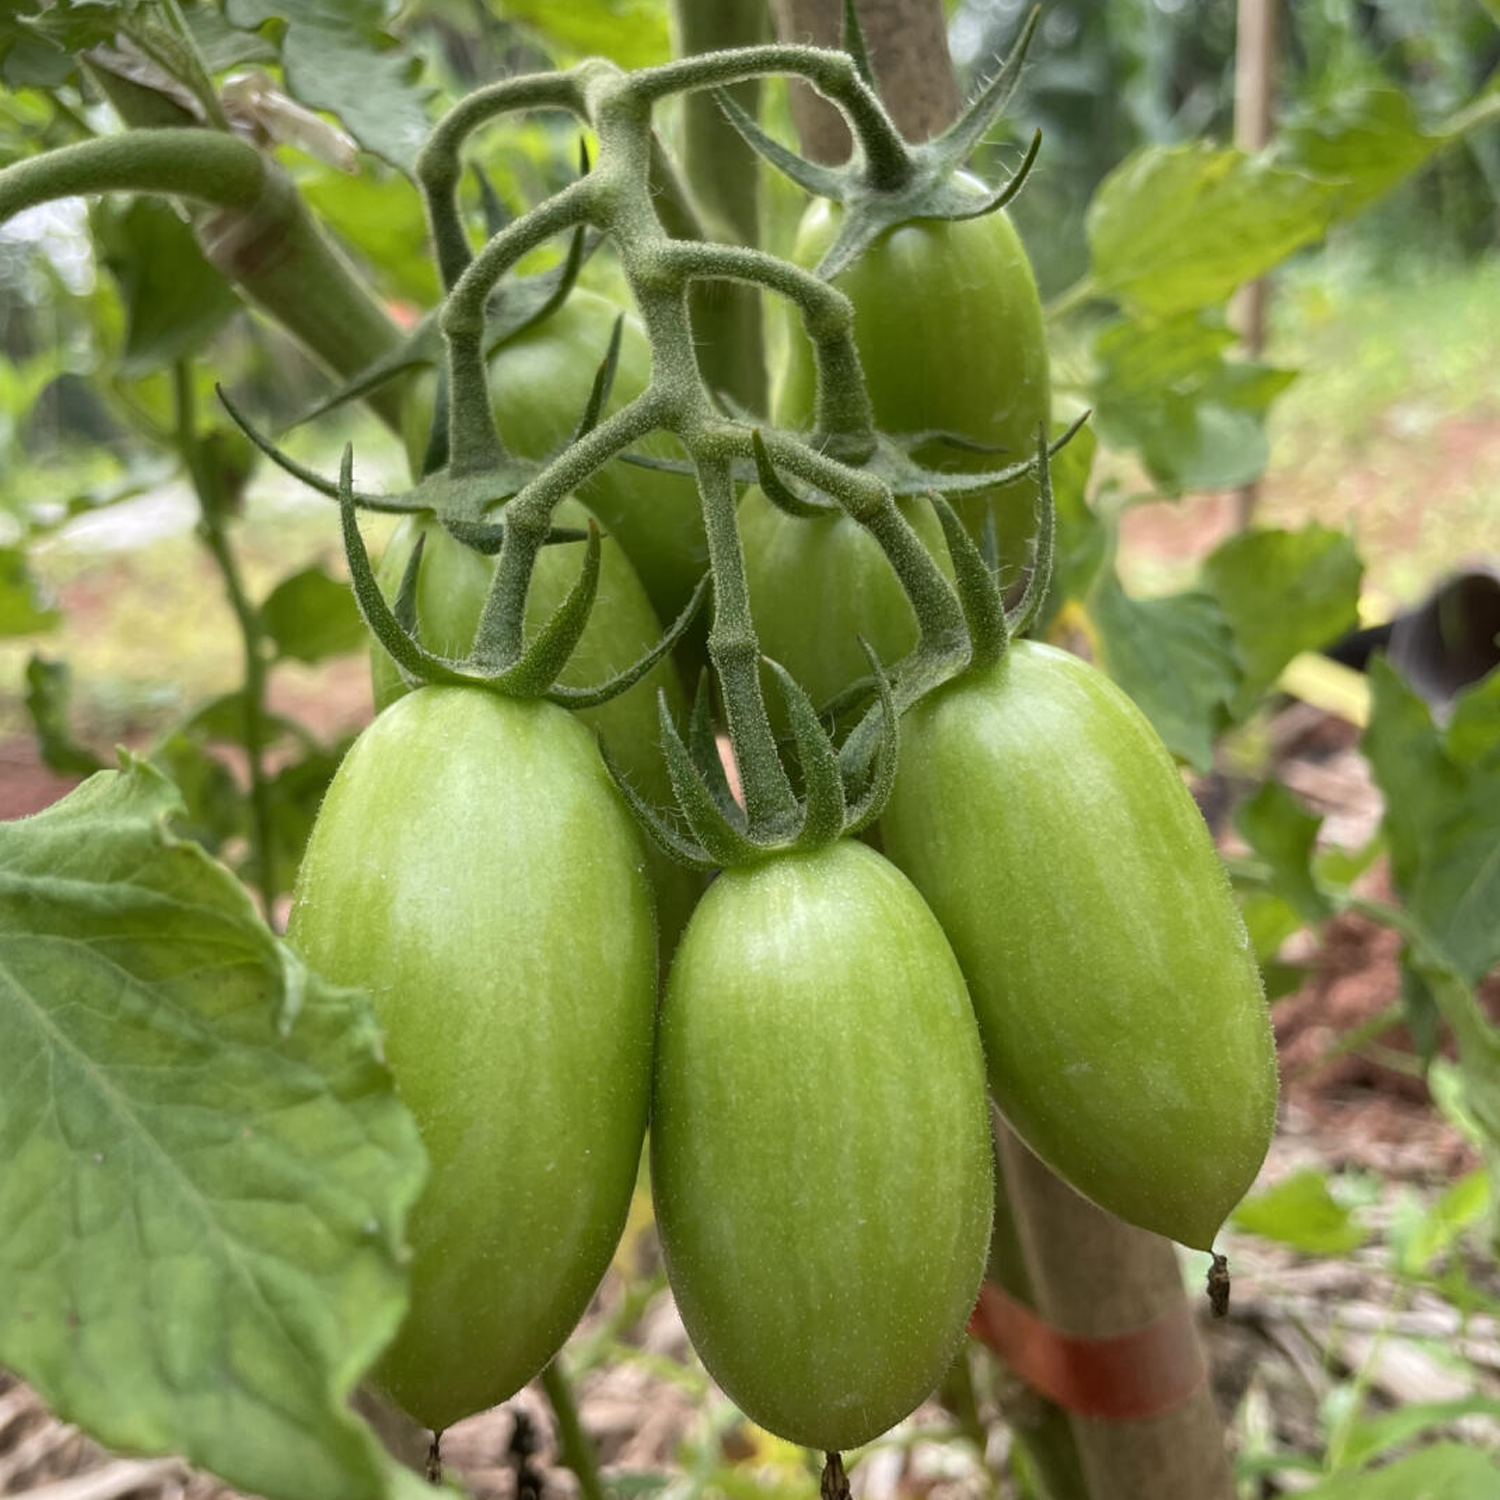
[0,130,265,219]
[0,130,407,429]
[417,70,586,291]
[539,1364,605,1500]
[635,44,911,188]
[695,453,799,828]
[441,177,598,475]
[485,394,667,664]
[653,240,874,450]
[173,363,277,918]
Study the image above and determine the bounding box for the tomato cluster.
[287,84,1276,1463]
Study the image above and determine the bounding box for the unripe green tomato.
[772,184,1050,564]
[651,840,994,1452]
[739,488,950,715]
[370,502,703,956]
[744,185,1048,705]
[879,641,1279,1251]
[288,686,657,1431]
[401,288,706,625]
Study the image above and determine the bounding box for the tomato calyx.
[715,6,1043,280]
[607,636,900,872]
[334,446,710,705]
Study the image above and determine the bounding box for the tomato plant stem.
[539,1362,605,1500]
[173,362,278,918]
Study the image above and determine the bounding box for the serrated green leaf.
[0,545,61,635]
[261,565,366,664]
[1275,87,1447,225]
[1202,523,1362,716]
[1091,312,1297,493]
[150,729,246,852]
[1296,1444,1500,1499]
[95,198,238,373]
[1235,781,1329,924]
[1364,660,1500,985]
[1087,570,1239,770]
[1232,1168,1368,1254]
[1087,142,1335,316]
[0,756,430,1500]
[1390,1169,1490,1278]
[225,0,430,174]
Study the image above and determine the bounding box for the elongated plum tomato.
[651,840,993,1452]
[371,499,701,956]
[744,184,1048,702]
[287,686,656,1430]
[401,287,705,625]
[879,642,1278,1250]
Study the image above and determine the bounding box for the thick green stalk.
[173,362,277,918]
[0,128,407,428]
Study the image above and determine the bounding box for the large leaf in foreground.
[0,757,429,1500]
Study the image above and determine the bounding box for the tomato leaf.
[0,756,430,1500]
[1086,570,1239,771]
[1274,87,1448,225]
[1087,143,1335,317]
[1293,1444,1500,1499]
[1234,781,1329,924]
[1363,659,1500,985]
[1202,522,1362,716]
[260,564,367,664]
[1091,311,1297,494]
[225,0,430,175]
[94,198,239,374]
[1231,1168,1368,1254]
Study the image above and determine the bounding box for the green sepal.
[289,225,594,429]
[929,7,1040,168]
[338,448,476,688]
[716,8,1043,285]
[840,0,875,91]
[441,518,591,556]
[752,429,835,518]
[1005,422,1058,639]
[623,420,1085,503]
[218,386,422,514]
[930,492,1007,669]
[686,670,740,822]
[392,531,426,639]
[599,740,719,873]
[843,639,900,835]
[766,659,846,849]
[221,382,538,526]
[472,522,601,689]
[548,570,712,710]
[573,313,625,443]
[423,363,452,476]
[475,165,511,238]
[658,693,765,866]
[713,89,846,200]
[810,127,1041,282]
